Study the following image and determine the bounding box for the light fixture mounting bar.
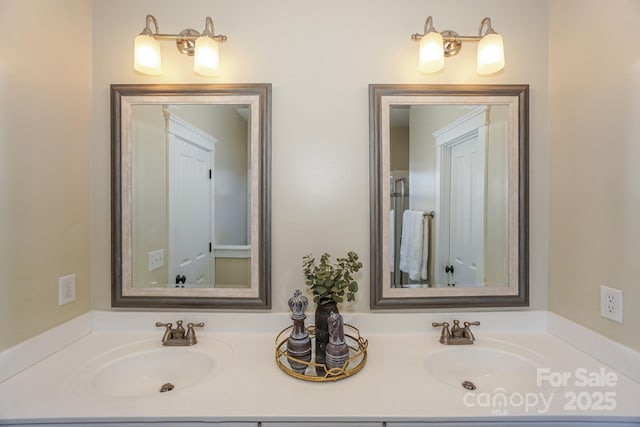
[411,34,483,42]
[152,33,228,43]
[411,16,496,42]
[153,28,227,56]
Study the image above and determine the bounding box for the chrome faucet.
[432,320,480,345]
[155,320,204,346]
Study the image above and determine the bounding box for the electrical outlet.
[58,274,76,306]
[600,285,623,323]
[148,249,164,271]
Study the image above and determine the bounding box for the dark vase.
[314,298,338,374]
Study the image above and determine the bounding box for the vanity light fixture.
[134,14,228,77]
[411,16,505,75]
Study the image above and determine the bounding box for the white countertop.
[1,311,639,424]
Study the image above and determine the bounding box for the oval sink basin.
[424,340,546,392]
[72,338,232,398]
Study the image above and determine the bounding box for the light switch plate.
[600,285,623,323]
[148,249,164,271]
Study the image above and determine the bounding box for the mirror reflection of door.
[389,104,508,289]
[438,123,486,287]
[167,110,216,288]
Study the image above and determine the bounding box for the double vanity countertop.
[1,310,639,425]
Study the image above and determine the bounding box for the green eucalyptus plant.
[302,251,363,305]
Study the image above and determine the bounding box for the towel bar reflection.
[421,211,435,287]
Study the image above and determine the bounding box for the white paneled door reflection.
[168,132,214,287]
[448,133,485,286]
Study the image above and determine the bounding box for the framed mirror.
[111,84,271,308]
[369,84,528,308]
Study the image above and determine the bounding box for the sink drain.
[461,380,476,391]
[159,382,175,393]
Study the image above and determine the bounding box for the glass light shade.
[194,36,219,77]
[134,34,162,75]
[477,33,505,75]
[418,31,445,74]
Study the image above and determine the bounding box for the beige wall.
[0,0,92,350]
[409,105,468,210]
[484,107,509,286]
[131,105,167,287]
[548,0,640,351]
[91,0,550,313]
[390,127,409,171]
[216,258,251,288]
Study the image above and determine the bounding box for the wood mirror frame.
[111,83,271,308]
[369,84,529,309]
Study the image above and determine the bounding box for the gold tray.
[275,324,368,382]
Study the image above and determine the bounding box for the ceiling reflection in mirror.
[112,84,271,308]
[370,85,528,308]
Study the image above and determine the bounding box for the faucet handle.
[463,321,480,341]
[432,322,451,344]
[186,322,204,334]
[185,322,205,345]
[155,322,173,343]
[432,321,449,328]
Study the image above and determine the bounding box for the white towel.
[399,210,424,281]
